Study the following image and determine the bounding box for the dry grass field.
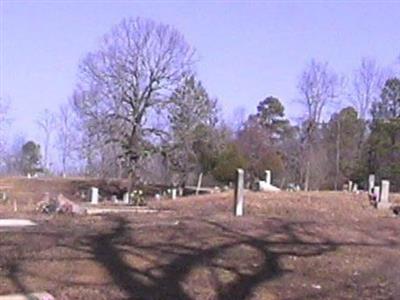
[0,178,399,299]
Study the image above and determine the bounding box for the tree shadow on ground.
[1,215,398,300]
[86,215,396,300]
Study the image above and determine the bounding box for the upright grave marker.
[234,169,244,216]
[348,180,353,192]
[90,187,99,205]
[374,186,380,203]
[368,174,375,195]
[123,192,130,204]
[265,170,271,185]
[378,180,391,209]
[171,188,177,200]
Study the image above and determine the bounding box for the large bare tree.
[73,18,195,190]
[351,58,384,120]
[297,60,341,190]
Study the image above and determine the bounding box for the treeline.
[0,18,399,191]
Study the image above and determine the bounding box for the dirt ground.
[0,178,399,300]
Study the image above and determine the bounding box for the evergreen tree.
[367,78,400,190]
[21,141,42,175]
[323,107,366,189]
[167,76,219,186]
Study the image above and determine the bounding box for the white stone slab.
[0,291,54,300]
[0,219,37,227]
[86,207,158,215]
[259,181,281,192]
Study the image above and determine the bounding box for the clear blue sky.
[1,0,400,140]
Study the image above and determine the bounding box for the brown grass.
[0,177,399,299]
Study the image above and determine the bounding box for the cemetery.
[0,172,399,299]
[2,3,400,299]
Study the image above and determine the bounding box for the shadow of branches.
[1,214,398,299]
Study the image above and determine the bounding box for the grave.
[0,219,37,227]
[0,291,54,300]
[377,180,391,210]
[86,207,158,215]
[123,192,130,204]
[348,180,353,192]
[89,187,99,205]
[234,168,244,216]
[368,174,375,195]
[171,188,177,200]
[374,186,380,203]
[258,170,280,192]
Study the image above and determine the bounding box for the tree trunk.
[304,161,310,192]
[334,120,341,190]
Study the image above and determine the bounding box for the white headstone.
[265,170,271,185]
[171,188,177,200]
[123,192,130,204]
[380,180,389,203]
[348,180,353,192]
[368,174,375,195]
[378,180,391,209]
[234,169,244,216]
[374,186,380,203]
[90,187,99,205]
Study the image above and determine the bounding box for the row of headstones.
[368,175,391,209]
[233,170,393,216]
[88,187,139,205]
[88,187,131,205]
[88,187,182,205]
[347,181,359,193]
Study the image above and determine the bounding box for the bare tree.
[0,97,11,168]
[231,106,247,132]
[73,18,195,190]
[56,104,75,176]
[298,60,341,130]
[297,60,341,190]
[351,58,384,120]
[36,109,55,172]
